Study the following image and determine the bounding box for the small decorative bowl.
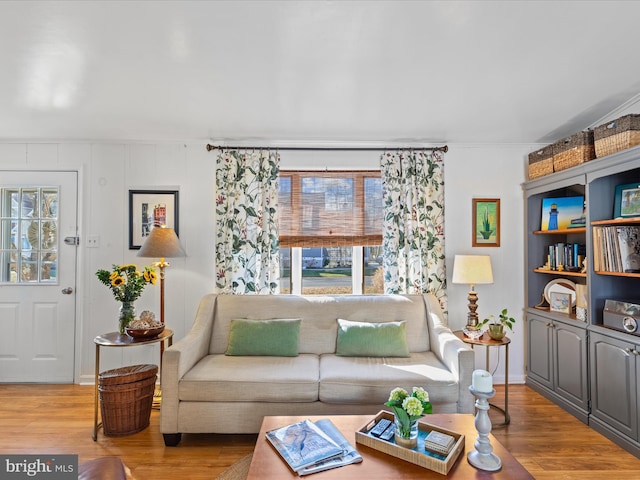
[125,324,165,339]
[463,327,484,341]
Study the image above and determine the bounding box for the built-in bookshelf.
[524,144,640,458]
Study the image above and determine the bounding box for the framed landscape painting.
[472,198,500,247]
[614,182,640,219]
[129,189,179,249]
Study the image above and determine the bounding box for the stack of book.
[266,419,363,476]
[546,242,586,271]
[592,225,640,273]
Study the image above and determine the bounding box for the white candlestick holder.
[467,386,502,471]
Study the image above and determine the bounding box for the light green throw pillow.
[336,318,410,357]
[225,318,301,357]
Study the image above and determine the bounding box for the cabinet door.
[590,332,638,440]
[527,314,554,389]
[554,322,588,409]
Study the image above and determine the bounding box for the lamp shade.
[451,255,493,285]
[137,226,185,258]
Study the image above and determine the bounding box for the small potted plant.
[479,308,515,340]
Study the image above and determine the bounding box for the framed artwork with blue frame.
[614,182,640,219]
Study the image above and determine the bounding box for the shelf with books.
[591,217,640,226]
[594,270,640,278]
[532,227,586,235]
[532,268,586,278]
[591,223,640,274]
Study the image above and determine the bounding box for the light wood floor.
[0,384,639,479]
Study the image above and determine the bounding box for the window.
[279,171,383,294]
[0,186,59,283]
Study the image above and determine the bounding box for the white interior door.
[0,171,78,382]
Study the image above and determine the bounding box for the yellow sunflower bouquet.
[96,264,157,332]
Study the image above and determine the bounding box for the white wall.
[0,141,538,384]
[444,144,540,384]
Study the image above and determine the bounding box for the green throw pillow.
[225,318,302,357]
[336,318,410,357]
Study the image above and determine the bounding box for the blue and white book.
[266,419,344,473]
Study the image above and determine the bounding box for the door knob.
[61,287,73,295]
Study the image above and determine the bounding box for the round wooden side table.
[455,330,510,426]
[92,329,173,440]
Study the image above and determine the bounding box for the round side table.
[92,329,173,440]
[455,330,510,426]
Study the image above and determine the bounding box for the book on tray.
[266,418,363,476]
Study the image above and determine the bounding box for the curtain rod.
[205,144,448,153]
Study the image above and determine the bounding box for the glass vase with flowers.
[96,264,157,333]
[385,386,432,449]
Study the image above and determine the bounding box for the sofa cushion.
[179,354,320,402]
[318,352,459,405]
[336,319,409,357]
[226,318,301,356]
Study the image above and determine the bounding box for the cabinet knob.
[546,322,554,328]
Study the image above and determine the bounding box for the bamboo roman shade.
[278,171,382,248]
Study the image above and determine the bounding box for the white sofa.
[160,294,474,446]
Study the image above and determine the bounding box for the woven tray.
[594,114,640,158]
[355,410,465,475]
[553,130,595,172]
[528,144,555,180]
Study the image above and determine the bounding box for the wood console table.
[92,329,173,440]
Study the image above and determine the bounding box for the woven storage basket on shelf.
[553,130,595,172]
[594,114,640,158]
[528,144,555,180]
[98,364,158,436]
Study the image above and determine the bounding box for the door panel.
[0,171,77,382]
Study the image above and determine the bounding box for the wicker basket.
[553,130,595,172]
[98,364,158,436]
[528,144,555,180]
[594,114,640,158]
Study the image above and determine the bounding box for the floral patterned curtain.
[215,149,280,294]
[380,150,446,310]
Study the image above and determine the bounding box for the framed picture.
[540,196,585,231]
[129,189,179,249]
[550,291,572,314]
[613,182,640,219]
[472,198,500,247]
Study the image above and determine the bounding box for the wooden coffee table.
[246,414,533,479]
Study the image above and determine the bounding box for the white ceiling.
[1,0,640,146]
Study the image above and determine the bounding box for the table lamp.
[137,225,185,325]
[452,255,493,329]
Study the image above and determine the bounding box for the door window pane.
[0,186,59,283]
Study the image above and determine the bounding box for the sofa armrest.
[423,294,474,414]
[161,294,217,433]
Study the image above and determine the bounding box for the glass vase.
[119,301,136,334]
[394,417,418,449]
